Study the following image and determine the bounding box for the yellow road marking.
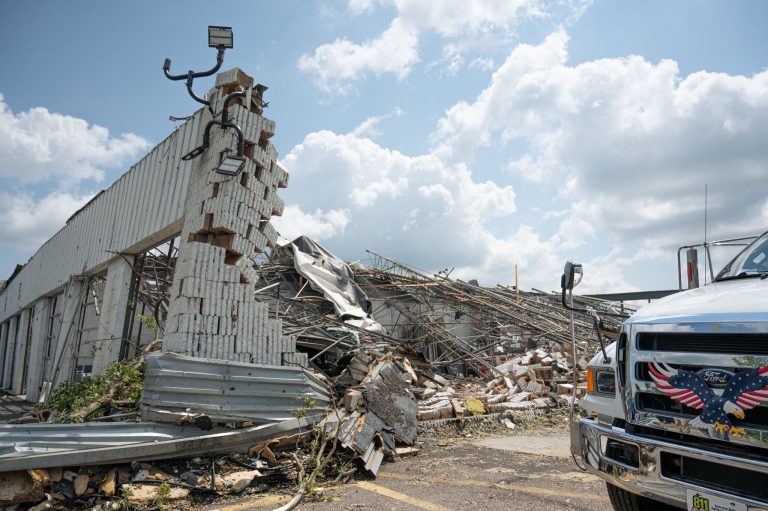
[355,480,454,511]
[378,472,609,502]
[209,494,289,511]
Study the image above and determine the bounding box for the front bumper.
[574,418,768,510]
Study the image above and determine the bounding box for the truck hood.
[627,278,768,324]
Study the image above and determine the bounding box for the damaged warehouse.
[0,34,628,510]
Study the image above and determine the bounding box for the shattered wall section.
[163,68,306,368]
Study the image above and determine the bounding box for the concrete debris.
[72,474,89,495]
[221,470,261,493]
[0,469,47,504]
[323,354,418,477]
[414,345,589,422]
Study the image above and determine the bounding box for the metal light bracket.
[163,26,233,111]
[181,90,248,175]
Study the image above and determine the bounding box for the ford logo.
[696,368,735,388]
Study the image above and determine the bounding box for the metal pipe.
[569,290,577,420]
[221,91,247,125]
[676,236,755,290]
[704,243,716,283]
[164,48,226,108]
[163,47,224,81]
[202,120,245,156]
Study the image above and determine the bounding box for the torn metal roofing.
[0,416,318,472]
[0,421,211,456]
[140,351,331,424]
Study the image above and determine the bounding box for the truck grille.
[636,393,768,430]
[635,363,755,382]
[636,332,768,355]
[631,326,768,445]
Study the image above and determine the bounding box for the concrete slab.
[474,433,572,458]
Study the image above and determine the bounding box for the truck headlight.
[587,368,616,395]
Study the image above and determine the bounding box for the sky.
[0,0,767,294]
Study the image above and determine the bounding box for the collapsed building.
[0,55,631,506]
[0,61,628,424]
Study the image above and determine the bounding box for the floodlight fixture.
[163,26,234,109]
[208,26,234,49]
[181,90,247,176]
[217,154,247,176]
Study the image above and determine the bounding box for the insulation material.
[275,236,384,333]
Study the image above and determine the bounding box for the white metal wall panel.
[0,113,202,323]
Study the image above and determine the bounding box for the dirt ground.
[199,419,609,511]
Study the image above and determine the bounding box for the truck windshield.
[715,231,768,281]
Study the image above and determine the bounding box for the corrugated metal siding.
[140,352,331,424]
[0,113,202,323]
[0,416,320,472]
[0,421,211,453]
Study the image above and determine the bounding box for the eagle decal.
[648,361,768,438]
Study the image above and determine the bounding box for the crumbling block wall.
[163,69,307,368]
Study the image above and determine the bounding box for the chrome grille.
[629,320,768,448]
[637,332,768,355]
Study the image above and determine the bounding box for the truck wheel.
[606,483,681,511]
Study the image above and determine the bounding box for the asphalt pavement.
[203,430,610,511]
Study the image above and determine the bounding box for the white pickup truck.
[573,230,768,511]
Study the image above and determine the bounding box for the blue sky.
[1,1,767,293]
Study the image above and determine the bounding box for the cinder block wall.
[163,69,307,368]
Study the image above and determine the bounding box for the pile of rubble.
[0,444,351,510]
[0,236,628,509]
[415,343,590,422]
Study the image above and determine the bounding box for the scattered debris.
[0,237,627,510]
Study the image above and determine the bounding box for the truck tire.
[606,483,681,511]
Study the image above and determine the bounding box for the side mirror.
[561,260,583,291]
[559,260,610,363]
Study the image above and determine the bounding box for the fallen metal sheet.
[140,352,331,424]
[361,359,417,445]
[0,416,318,472]
[0,422,213,455]
[276,236,384,333]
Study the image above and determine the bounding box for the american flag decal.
[648,361,768,438]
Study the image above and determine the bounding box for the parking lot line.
[355,480,455,511]
[209,494,289,511]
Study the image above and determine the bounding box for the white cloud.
[469,57,496,71]
[432,30,768,251]
[300,0,584,92]
[285,28,768,292]
[277,130,519,275]
[0,191,93,252]
[0,94,150,186]
[393,0,546,37]
[0,94,151,272]
[272,205,351,241]
[351,107,402,138]
[297,19,419,94]
[346,0,380,15]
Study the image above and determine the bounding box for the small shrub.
[42,360,144,422]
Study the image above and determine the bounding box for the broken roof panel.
[140,352,331,424]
